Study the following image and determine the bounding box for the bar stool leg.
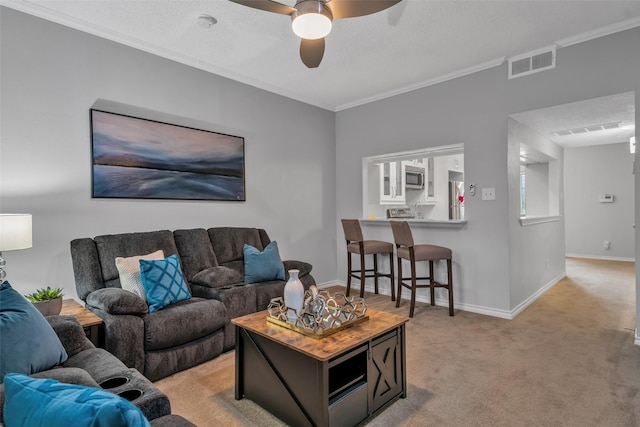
[359,251,366,298]
[373,254,379,295]
[409,257,417,318]
[447,259,454,316]
[396,256,403,308]
[429,261,435,306]
[346,252,352,297]
[389,251,396,302]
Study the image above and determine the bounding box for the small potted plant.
[25,286,64,316]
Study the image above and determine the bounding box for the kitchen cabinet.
[424,157,436,204]
[379,161,405,204]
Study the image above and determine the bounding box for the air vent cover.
[550,121,622,137]
[508,46,556,79]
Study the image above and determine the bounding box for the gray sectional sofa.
[0,315,193,426]
[70,227,315,382]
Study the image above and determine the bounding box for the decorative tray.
[266,288,368,339]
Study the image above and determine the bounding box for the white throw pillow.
[115,250,164,302]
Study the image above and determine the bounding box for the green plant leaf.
[24,286,64,302]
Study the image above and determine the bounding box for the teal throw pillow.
[0,281,68,380]
[3,373,151,427]
[139,254,191,313]
[243,241,285,284]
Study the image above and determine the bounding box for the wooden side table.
[60,299,103,347]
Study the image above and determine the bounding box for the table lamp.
[0,214,32,283]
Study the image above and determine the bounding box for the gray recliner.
[71,230,228,382]
[0,316,194,426]
[70,227,315,381]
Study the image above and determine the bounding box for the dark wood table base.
[233,308,408,427]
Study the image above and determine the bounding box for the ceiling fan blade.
[387,0,407,25]
[228,0,297,16]
[300,38,325,68]
[325,0,401,19]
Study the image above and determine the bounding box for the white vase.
[284,269,304,323]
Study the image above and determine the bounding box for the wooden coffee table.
[233,308,408,427]
[60,299,103,347]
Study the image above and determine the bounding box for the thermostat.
[599,194,614,203]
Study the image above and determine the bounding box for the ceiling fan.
[229,0,401,68]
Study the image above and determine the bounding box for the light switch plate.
[482,187,496,200]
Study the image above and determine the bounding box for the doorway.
[507,91,636,317]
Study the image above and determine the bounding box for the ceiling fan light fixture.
[197,14,217,29]
[291,1,332,40]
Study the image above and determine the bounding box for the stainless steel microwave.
[405,165,425,190]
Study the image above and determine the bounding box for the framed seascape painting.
[90,109,245,201]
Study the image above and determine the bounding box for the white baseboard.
[321,274,565,321]
[508,273,565,319]
[566,253,635,262]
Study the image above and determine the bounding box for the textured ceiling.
[3,0,640,113]
[2,0,638,148]
[512,92,636,148]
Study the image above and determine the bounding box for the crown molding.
[0,0,336,111]
[3,1,640,113]
[556,15,640,47]
[335,56,506,112]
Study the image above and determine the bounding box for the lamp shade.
[0,214,32,251]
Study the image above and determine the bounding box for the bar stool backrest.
[390,220,415,248]
[341,219,364,243]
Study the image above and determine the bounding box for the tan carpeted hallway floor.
[155,257,639,426]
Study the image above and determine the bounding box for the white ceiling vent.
[508,46,556,79]
[550,121,622,137]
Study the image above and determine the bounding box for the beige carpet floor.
[155,257,639,426]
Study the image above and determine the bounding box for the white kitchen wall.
[0,8,337,299]
[565,142,635,260]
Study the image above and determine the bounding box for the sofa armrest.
[191,266,243,290]
[47,315,94,357]
[283,260,312,278]
[86,288,148,315]
[85,307,146,373]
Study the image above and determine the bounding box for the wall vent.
[508,46,556,79]
[550,121,622,137]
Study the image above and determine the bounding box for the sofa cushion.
[243,241,285,284]
[173,229,218,282]
[3,373,150,427]
[116,250,165,302]
[140,255,191,313]
[143,298,227,351]
[191,266,244,289]
[208,227,264,265]
[94,231,179,285]
[0,282,68,380]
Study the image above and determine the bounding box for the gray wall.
[336,27,640,318]
[564,142,635,260]
[2,7,639,335]
[0,8,337,299]
[507,118,565,311]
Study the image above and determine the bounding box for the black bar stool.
[341,219,395,300]
[390,220,454,317]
